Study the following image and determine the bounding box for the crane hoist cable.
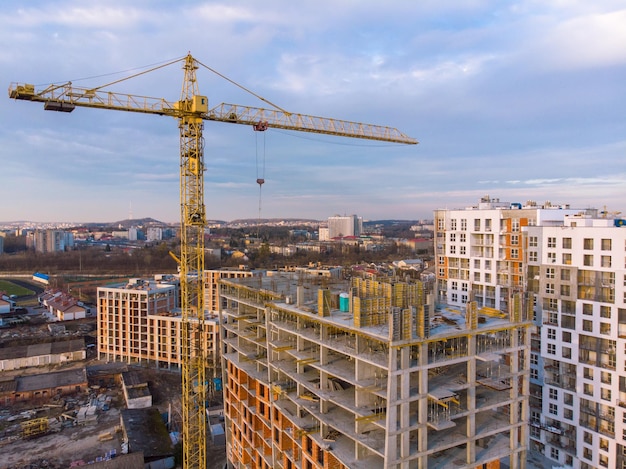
[254,121,268,238]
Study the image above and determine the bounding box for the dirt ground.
[1,408,122,468]
[0,364,227,469]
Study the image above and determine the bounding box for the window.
[511,248,519,259]
[562,331,571,343]
[530,353,538,365]
[485,219,491,231]
[530,368,538,380]
[450,245,456,254]
[451,293,458,302]
[600,323,611,335]
[511,234,519,245]
[461,283,468,292]
[601,238,611,250]
[474,259,480,269]
[546,267,555,278]
[584,254,594,266]
[561,269,570,281]
[562,237,572,249]
[550,447,559,460]
[547,343,556,355]
[451,219,457,230]
[564,393,573,406]
[460,233,466,242]
[548,237,556,248]
[562,253,572,264]
[511,219,520,232]
[547,328,556,340]
[529,251,538,262]
[562,347,571,358]
[460,246,466,255]
[450,233,456,242]
[584,383,593,395]
[584,238,594,250]
[529,236,538,247]
[474,272,481,282]
[601,306,611,318]
[485,260,491,269]
[461,294,467,304]
[546,283,555,294]
[560,285,570,296]
[583,320,593,332]
[549,388,558,400]
[549,403,558,415]
[601,255,612,267]
[548,252,556,263]
[461,219,467,231]
[452,281,458,290]
[583,303,593,315]
[474,219,481,231]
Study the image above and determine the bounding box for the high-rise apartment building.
[97,277,179,364]
[326,215,363,239]
[97,274,220,370]
[33,229,74,253]
[219,269,532,468]
[526,213,626,469]
[434,196,580,313]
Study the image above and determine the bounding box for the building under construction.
[219,270,532,469]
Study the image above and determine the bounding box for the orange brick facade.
[224,360,348,469]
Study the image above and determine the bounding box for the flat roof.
[16,367,87,392]
[120,407,173,460]
[0,338,84,361]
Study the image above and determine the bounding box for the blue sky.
[1,1,624,223]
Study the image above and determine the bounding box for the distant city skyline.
[1,2,624,223]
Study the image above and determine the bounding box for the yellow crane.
[8,53,417,469]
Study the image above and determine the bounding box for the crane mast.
[8,54,417,469]
[178,55,207,469]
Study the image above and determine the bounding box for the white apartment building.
[327,214,363,239]
[527,214,626,469]
[434,196,580,312]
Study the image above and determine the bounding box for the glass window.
[562,237,572,249]
[584,238,594,250]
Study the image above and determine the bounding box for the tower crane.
[8,53,417,469]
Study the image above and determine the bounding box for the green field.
[0,280,35,297]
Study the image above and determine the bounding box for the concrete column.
[466,334,476,465]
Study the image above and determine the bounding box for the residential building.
[219,270,532,468]
[324,214,363,240]
[97,274,220,371]
[97,276,178,364]
[526,213,626,469]
[203,268,263,314]
[33,229,74,253]
[433,196,580,312]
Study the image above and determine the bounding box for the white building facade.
[327,214,363,239]
[527,214,626,469]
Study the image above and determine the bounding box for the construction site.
[218,270,532,469]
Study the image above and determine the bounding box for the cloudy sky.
[1,1,624,223]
